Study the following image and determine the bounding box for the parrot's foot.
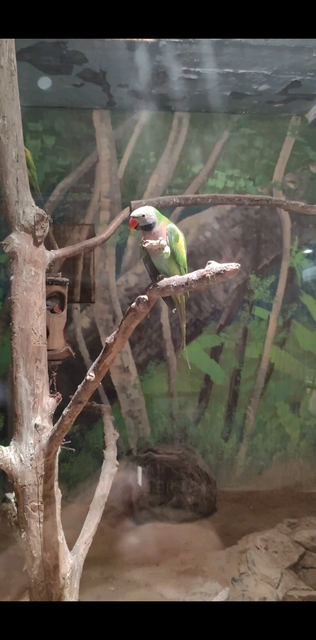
[142,237,167,253]
[156,274,165,282]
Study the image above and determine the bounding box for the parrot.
[128,205,190,368]
[24,146,46,211]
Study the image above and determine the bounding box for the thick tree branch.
[171,128,231,223]
[47,260,240,455]
[131,193,316,216]
[44,115,138,219]
[0,40,42,233]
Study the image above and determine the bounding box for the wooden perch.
[47,206,130,264]
[131,193,316,216]
[47,260,240,454]
[47,191,316,265]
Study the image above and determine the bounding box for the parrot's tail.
[174,294,191,370]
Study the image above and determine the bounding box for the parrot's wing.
[141,242,176,313]
[166,224,188,275]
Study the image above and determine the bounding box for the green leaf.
[270,345,312,382]
[42,135,56,147]
[246,183,259,194]
[253,306,270,320]
[27,122,43,131]
[254,137,264,148]
[300,291,316,322]
[197,335,224,349]
[25,136,42,156]
[292,320,316,355]
[276,402,301,447]
[185,343,227,384]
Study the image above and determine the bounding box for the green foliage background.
[1,108,316,490]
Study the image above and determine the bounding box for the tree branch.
[70,406,119,570]
[118,110,151,180]
[131,193,316,216]
[46,189,316,266]
[170,128,231,223]
[47,260,240,454]
[236,115,301,476]
[0,40,41,233]
[0,445,15,480]
[47,206,130,264]
[44,115,138,219]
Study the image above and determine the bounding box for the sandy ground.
[1,488,316,601]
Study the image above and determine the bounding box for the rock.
[297,567,316,590]
[246,549,282,588]
[183,581,224,601]
[212,588,230,601]
[298,551,316,569]
[293,517,316,531]
[241,530,304,569]
[293,529,316,553]
[277,570,299,600]
[133,445,217,521]
[230,572,279,601]
[297,551,316,590]
[284,585,316,601]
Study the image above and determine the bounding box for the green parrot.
[129,205,190,368]
[24,146,45,209]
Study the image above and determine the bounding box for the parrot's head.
[128,206,159,232]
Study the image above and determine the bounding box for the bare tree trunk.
[0,40,70,600]
[236,116,301,475]
[92,110,150,449]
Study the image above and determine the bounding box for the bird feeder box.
[46,276,75,364]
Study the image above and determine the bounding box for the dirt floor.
[1,487,316,601]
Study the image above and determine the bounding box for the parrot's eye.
[142,214,145,217]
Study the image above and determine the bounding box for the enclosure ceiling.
[15,39,316,117]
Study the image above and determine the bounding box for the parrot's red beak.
[129,217,139,232]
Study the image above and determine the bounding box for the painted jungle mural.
[1,107,316,491]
